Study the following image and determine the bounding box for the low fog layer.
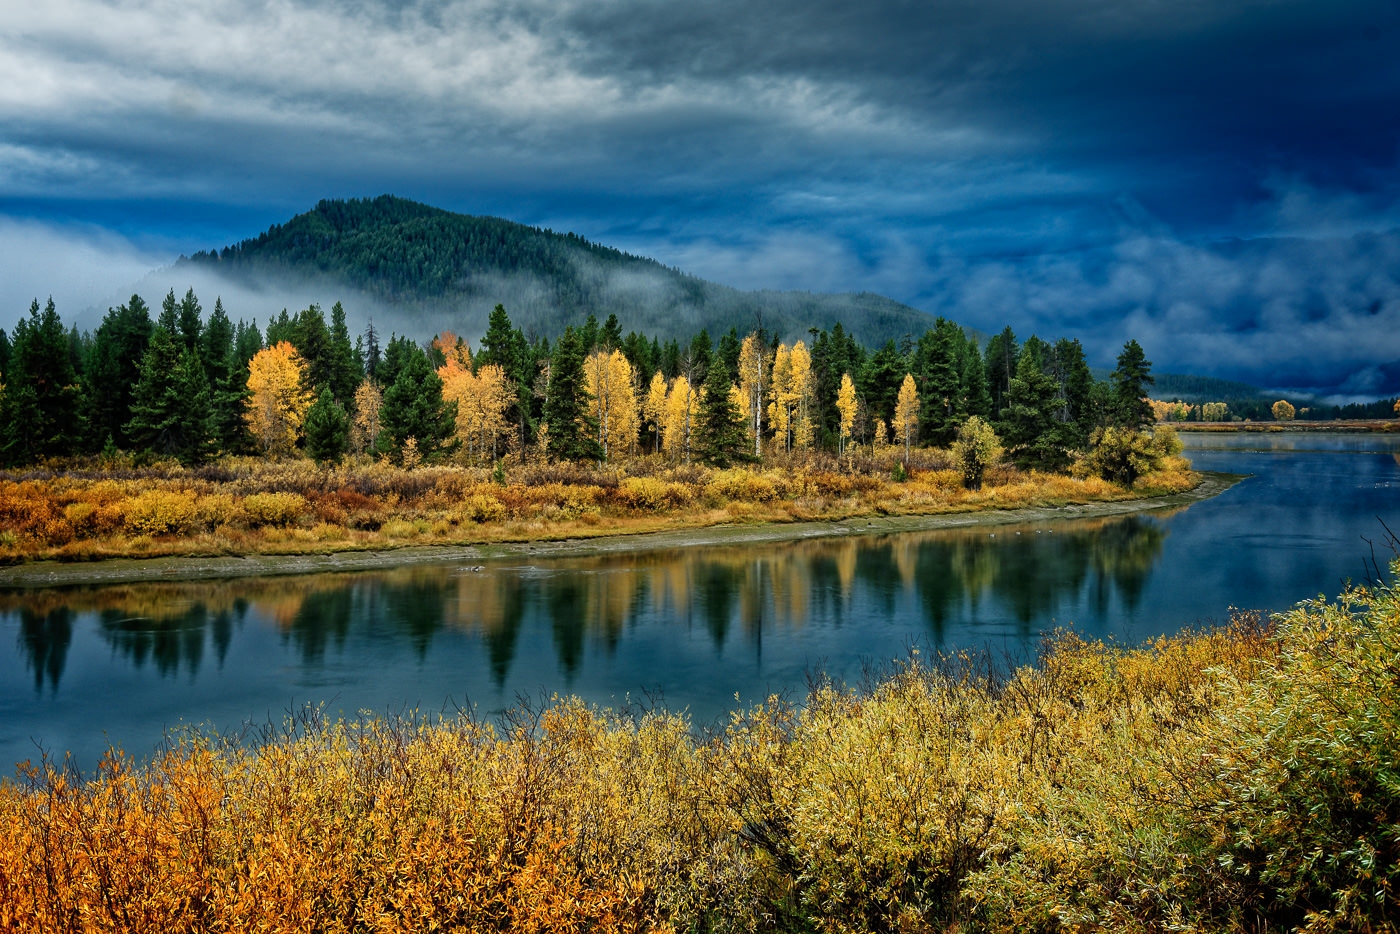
[4,212,1398,400]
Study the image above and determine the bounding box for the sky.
[2,0,1399,399]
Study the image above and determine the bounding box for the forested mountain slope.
[181,195,936,345]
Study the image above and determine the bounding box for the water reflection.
[5,513,1167,694]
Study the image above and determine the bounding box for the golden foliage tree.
[737,333,769,459]
[662,375,698,463]
[245,341,312,456]
[1272,399,1296,421]
[431,330,471,371]
[584,349,640,460]
[893,373,919,463]
[351,379,382,454]
[836,372,859,455]
[769,341,816,453]
[643,371,668,454]
[439,359,511,464]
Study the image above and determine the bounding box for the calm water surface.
[3,431,1397,771]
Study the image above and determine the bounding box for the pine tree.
[1111,339,1156,429]
[292,304,334,395]
[328,302,362,409]
[82,295,153,451]
[158,289,180,335]
[960,332,992,420]
[861,340,906,445]
[126,328,214,464]
[0,298,80,465]
[362,317,381,379]
[177,288,203,353]
[235,318,263,366]
[914,318,966,447]
[694,356,751,467]
[984,326,1018,419]
[377,342,456,464]
[305,387,350,464]
[999,347,1064,470]
[543,326,602,462]
[203,297,251,454]
[599,312,623,350]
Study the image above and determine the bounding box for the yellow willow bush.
[121,489,202,536]
[239,491,308,527]
[6,573,1400,932]
[0,705,723,934]
[614,476,693,512]
[705,468,784,504]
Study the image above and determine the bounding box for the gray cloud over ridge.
[2,0,1398,394]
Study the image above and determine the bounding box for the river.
[2,431,1397,772]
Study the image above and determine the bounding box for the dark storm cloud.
[1,0,1398,393]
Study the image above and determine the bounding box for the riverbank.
[1179,419,1400,432]
[0,471,1238,588]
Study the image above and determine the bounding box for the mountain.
[180,195,937,345]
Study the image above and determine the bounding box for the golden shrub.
[457,492,507,523]
[195,493,240,528]
[704,469,781,504]
[121,489,201,536]
[241,492,308,527]
[615,476,693,512]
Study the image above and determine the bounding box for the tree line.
[0,290,1165,480]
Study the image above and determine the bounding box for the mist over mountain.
[179,196,938,347]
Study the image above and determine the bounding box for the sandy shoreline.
[0,473,1242,589]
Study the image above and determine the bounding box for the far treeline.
[1,289,1176,485]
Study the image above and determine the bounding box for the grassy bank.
[0,450,1195,567]
[1178,419,1400,432]
[4,563,1398,932]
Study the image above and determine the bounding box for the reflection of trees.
[99,605,208,678]
[896,518,1166,636]
[17,607,72,693]
[3,515,1170,693]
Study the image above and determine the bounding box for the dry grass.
[0,450,1198,565]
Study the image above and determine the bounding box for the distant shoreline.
[0,473,1241,589]
[1177,420,1399,433]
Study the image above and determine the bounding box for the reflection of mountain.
[4,514,1168,691]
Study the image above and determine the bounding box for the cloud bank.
[2,0,1398,394]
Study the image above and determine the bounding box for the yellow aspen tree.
[893,373,919,464]
[439,359,512,463]
[643,370,668,454]
[836,372,858,455]
[585,348,640,460]
[737,333,769,459]
[432,330,472,371]
[245,341,312,456]
[351,379,382,454]
[438,361,475,457]
[768,343,794,453]
[470,364,512,461]
[662,375,697,463]
[788,340,815,450]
